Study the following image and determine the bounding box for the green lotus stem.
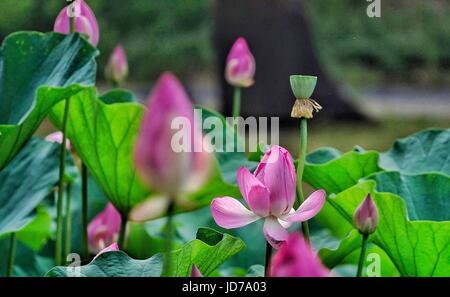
[232,87,241,118]
[118,213,128,250]
[356,233,369,277]
[81,163,88,259]
[264,242,273,277]
[69,1,75,33]
[163,199,176,276]
[55,98,71,266]
[296,118,310,241]
[64,182,72,260]
[6,233,16,277]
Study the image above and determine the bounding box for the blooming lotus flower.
[93,242,119,260]
[54,0,99,46]
[271,233,330,277]
[87,203,122,253]
[191,265,203,277]
[225,37,255,88]
[211,145,326,248]
[353,194,378,235]
[45,131,71,150]
[134,72,210,196]
[105,44,129,86]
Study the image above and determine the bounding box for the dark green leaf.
[0,32,98,169]
[0,138,60,235]
[380,129,450,175]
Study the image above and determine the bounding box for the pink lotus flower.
[211,145,326,248]
[87,203,122,253]
[225,37,255,88]
[271,233,330,277]
[105,44,129,85]
[134,72,210,197]
[353,194,378,235]
[191,265,203,277]
[45,132,71,150]
[54,0,100,46]
[93,242,119,260]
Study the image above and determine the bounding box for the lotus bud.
[190,265,203,277]
[87,203,122,253]
[54,0,100,46]
[225,37,256,88]
[353,194,378,235]
[289,75,322,119]
[105,44,129,86]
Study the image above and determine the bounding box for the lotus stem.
[163,199,176,276]
[296,118,310,241]
[232,87,241,118]
[55,97,71,266]
[6,233,17,277]
[356,233,369,277]
[118,213,127,250]
[64,182,72,260]
[81,163,88,259]
[264,242,273,277]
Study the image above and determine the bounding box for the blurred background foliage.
[0,0,449,87]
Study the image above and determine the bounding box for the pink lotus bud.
[190,265,203,277]
[45,131,71,150]
[353,194,378,234]
[93,242,119,260]
[225,37,255,88]
[54,0,100,46]
[271,233,330,277]
[105,44,129,85]
[87,203,122,253]
[134,72,210,196]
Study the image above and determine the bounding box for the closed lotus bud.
[225,37,255,88]
[87,203,122,253]
[54,0,100,46]
[134,72,210,197]
[289,75,322,119]
[190,265,203,277]
[353,194,378,235]
[93,242,119,260]
[105,44,129,86]
[45,131,71,150]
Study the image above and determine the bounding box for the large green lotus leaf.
[380,129,450,175]
[198,106,258,184]
[0,32,98,169]
[323,181,450,276]
[46,228,245,277]
[303,148,381,195]
[49,87,150,215]
[0,138,61,236]
[368,171,450,221]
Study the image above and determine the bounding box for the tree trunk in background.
[213,0,367,122]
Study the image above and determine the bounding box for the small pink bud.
[93,242,119,260]
[105,44,129,86]
[353,194,378,235]
[45,131,71,150]
[190,265,203,277]
[87,203,122,253]
[53,0,100,46]
[225,37,255,88]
